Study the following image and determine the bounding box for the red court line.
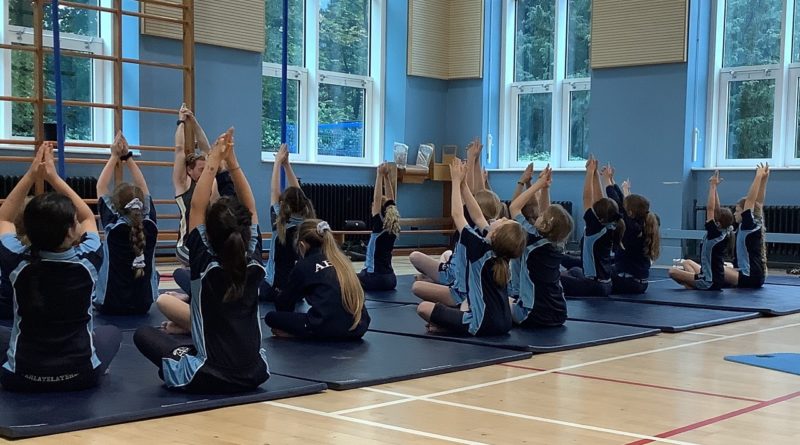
[625,390,800,445]
[499,363,764,403]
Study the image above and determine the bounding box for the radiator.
[1,175,98,212]
[300,183,374,231]
[762,206,800,259]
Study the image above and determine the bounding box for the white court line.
[264,401,487,445]
[679,331,726,337]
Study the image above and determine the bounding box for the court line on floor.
[624,390,800,445]
[498,363,764,403]
[677,331,726,337]
[353,388,699,445]
[264,401,487,445]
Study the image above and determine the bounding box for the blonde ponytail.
[383,204,401,236]
[492,257,510,288]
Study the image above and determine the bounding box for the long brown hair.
[277,186,316,243]
[206,197,253,302]
[474,190,502,220]
[112,183,147,279]
[535,204,573,245]
[624,194,661,261]
[593,198,626,250]
[489,222,527,287]
[297,219,364,330]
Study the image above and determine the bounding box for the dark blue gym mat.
[611,280,800,316]
[364,274,420,304]
[648,268,800,286]
[0,336,326,439]
[724,353,800,376]
[366,305,659,353]
[265,331,532,390]
[566,299,760,332]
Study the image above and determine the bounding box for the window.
[709,0,800,167]
[262,0,383,165]
[501,0,592,168]
[1,0,109,145]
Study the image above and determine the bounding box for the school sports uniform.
[735,209,764,289]
[439,208,478,304]
[175,181,196,266]
[261,203,305,301]
[509,215,567,327]
[561,209,615,297]
[0,232,121,392]
[94,196,159,315]
[358,200,398,291]
[134,224,269,393]
[265,247,371,339]
[430,227,512,336]
[606,185,650,294]
[694,220,729,291]
[0,266,12,320]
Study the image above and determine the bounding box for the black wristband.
[177,120,185,127]
[120,152,134,161]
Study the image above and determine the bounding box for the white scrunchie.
[132,254,146,270]
[125,198,143,211]
[317,220,331,235]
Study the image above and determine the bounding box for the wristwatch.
[120,152,134,161]
[177,120,185,126]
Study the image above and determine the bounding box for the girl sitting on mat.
[724,164,770,289]
[261,144,316,302]
[507,163,545,303]
[358,163,400,291]
[600,163,661,294]
[94,132,159,315]
[416,158,526,336]
[508,166,574,327]
[669,171,733,291]
[561,156,625,297]
[0,196,30,320]
[265,219,371,339]
[134,130,270,393]
[0,143,121,392]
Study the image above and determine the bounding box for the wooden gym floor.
[4,256,799,445]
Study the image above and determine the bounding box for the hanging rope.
[279,0,288,191]
[49,0,66,178]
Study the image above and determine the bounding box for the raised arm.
[512,163,533,201]
[538,166,552,216]
[383,165,396,202]
[582,156,597,211]
[223,129,257,225]
[189,134,227,232]
[371,164,384,216]
[172,106,189,194]
[186,109,211,154]
[0,146,42,235]
[744,164,767,211]
[124,152,150,197]
[468,139,486,193]
[283,149,300,188]
[270,145,287,205]
[592,158,604,204]
[41,144,96,234]
[510,170,550,218]
[462,176,490,230]
[621,178,632,197]
[97,132,123,197]
[706,170,721,222]
[756,162,769,211]
[449,159,469,231]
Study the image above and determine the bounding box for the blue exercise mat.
[0,334,326,439]
[610,280,800,315]
[724,353,800,376]
[364,274,420,304]
[566,299,760,332]
[266,331,532,390]
[649,268,800,286]
[366,305,659,353]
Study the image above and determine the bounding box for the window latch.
[15,29,24,41]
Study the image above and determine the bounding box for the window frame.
[0,0,112,151]
[707,0,800,168]
[500,0,591,170]
[261,0,384,167]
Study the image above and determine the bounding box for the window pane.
[569,90,590,161]
[9,0,100,37]
[264,0,304,66]
[12,50,93,140]
[794,0,800,62]
[514,0,555,82]
[566,0,591,78]
[723,0,782,67]
[318,84,365,158]
[319,0,369,76]
[726,79,775,159]
[517,93,552,162]
[796,80,800,158]
[262,76,300,153]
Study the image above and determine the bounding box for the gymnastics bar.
[0,96,177,115]
[0,156,172,168]
[58,1,185,25]
[0,139,173,153]
[0,44,187,71]
[662,229,800,244]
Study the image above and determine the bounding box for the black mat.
[566,299,761,332]
[611,280,800,316]
[648,268,800,286]
[0,336,326,439]
[265,331,532,390]
[366,305,660,353]
[364,274,421,304]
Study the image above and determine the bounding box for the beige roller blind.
[142,0,265,54]
[408,0,484,80]
[591,0,688,69]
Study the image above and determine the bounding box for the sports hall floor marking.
[678,331,726,337]
[497,363,765,403]
[624,390,800,445]
[264,401,487,445]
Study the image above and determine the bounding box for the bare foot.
[426,323,446,334]
[161,321,190,335]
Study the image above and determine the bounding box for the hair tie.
[317,221,331,235]
[132,254,146,269]
[125,198,143,211]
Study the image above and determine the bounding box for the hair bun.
[124,198,143,211]
[317,220,331,235]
